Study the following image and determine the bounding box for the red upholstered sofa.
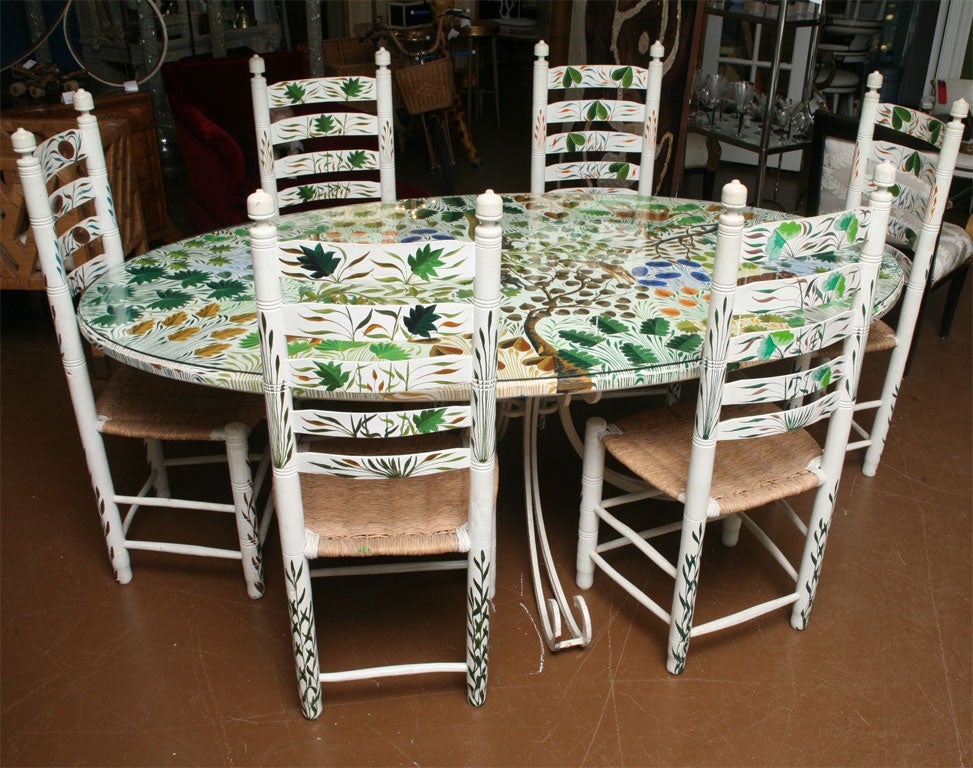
[163,51,309,232]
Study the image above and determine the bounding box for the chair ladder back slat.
[274,148,381,179]
[293,405,471,439]
[531,40,663,196]
[251,49,396,215]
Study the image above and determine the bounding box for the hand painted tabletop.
[77,192,907,399]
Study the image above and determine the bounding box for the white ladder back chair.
[12,91,269,598]
[577,168,896,674]
[531,39,663,196]
[250,48,396,214]
[841,71,969,475]
[249,188,502,719]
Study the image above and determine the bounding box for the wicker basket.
[393,57,455,115]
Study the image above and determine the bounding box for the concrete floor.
[1,65,971,766]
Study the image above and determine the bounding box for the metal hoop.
[62,0,168,87]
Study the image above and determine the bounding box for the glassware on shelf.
[697,74,723,131]
[730,81,755,137]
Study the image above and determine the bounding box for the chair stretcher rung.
[125,540,244,560]
[595,520,683,554]
[115,494,236,514]
[595,505,678,578]
[320,661,466,683]
[590,552,671,623]
[691,593,798,637]
[310,560,466,578]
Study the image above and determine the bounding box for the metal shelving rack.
[691,2,823,204]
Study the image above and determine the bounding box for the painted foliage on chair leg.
[668,519,705,675]
[466,548,490,706]
[285,557,322,719]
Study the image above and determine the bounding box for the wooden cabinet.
[5,91,179,244]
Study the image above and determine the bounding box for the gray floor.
[2,85,971,766]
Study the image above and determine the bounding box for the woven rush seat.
[604,401,824,517]
[301,432,499,558]
[97,365,265,440]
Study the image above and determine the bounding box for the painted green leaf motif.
[206,278,248,300]
[239,332,261,349]
[787,316,806,327]
[558,348,599,370]
[585,101,609,121]
[905,151,922,176]
[641,317,671,335]
[608,162,631,180]
[315,339,368,352]
[313,114,336,135]
[314,361,351,390]
[610,66,634,88]
[408,244,446,280]
[128,264,167,284]
[441,211,464,222]
[675,215,707,225]
[558,329,604,347]
[838,212,859,242]
[758,335,779,359]
[284,82,306,104]
[287,339,314,354]
[566,132,585,152]
[412,408,446,433]
[620,343,658,365]
[90,304,141,326]
[767,221,802,260]
[889,183,900,198]
[171,269,210,287]
[666,333,703,353]
[368,342,410,361]
[813,366,833,388]
[403,304,441,338]
[340,78,364,99]
[929,119,942,145]
[148,289,192,310]
[892,106,911,130]
[563,67,582,88]
[824,272,846,296]
[346,150,367,168]
[298,244,340,278]
[592,315,627,334]
[297,186,318,203]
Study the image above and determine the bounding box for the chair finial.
[721,179,747,208]
[650,40,664,59]
[249,54,266,75]
[476,189,503,221]
[375,47,390,67]
[866,71,883,90]
[950,98,970,120]
[534,40,549,58]
[10,127,37,154]
[247,189,275,220]
[72,88,94,113]
[873,160,896,187]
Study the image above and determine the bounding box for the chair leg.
[223,422,264,599]
[466,545,491,707]
[939,263,969,338]
[144,438,171,498]
[721,515,742,547]
[283,551,323,719]
[667,517,706,674]
[577,418,608,591]
[790,480,837,630]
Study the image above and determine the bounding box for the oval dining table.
[77,191,907,653]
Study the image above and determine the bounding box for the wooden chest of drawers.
[5,90,179,244]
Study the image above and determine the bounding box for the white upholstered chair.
[13,91,270,597]
[530,39,664,195]
[248,188,501,719]
[250,48,396,214]
[576,170,894,673]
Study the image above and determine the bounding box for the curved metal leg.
[522,397,592,651]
